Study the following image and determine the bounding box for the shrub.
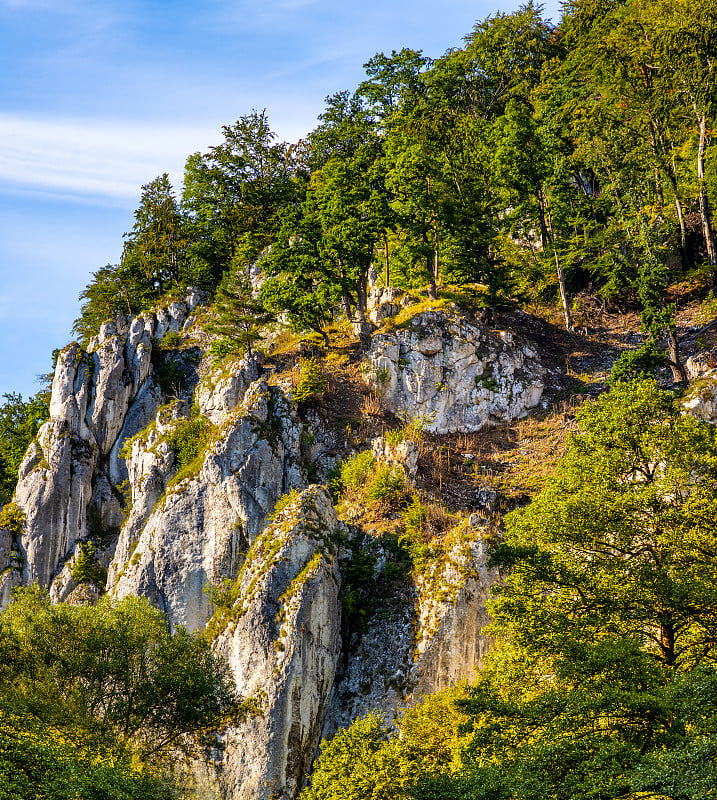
[366,465,407,503]
[209,336,243,362]
[331,450,375,497]
[160,330,182,349]
[269,488,301,520]
[609,343,666,385]
[0,502,24,536]
[165,415,215,471]
[294,358,328,405]
[71,541,107,589]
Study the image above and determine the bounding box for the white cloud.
[0,113,225,202]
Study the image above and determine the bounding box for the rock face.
[8,291,201,602]
[213,486,342,800]
[0,522,22,608]
[110,379,306,633]
[364,308,545,433]
[323,522,499,739]
[5,296,556,798]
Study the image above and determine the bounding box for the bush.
[294,358,328,405]
[164,414,216,475]
[330,450,375,498]
[0,503,24,536]
[269,488,301,520]
[609,343,666,385]
[71,541,107,589]
[366,465,407,503]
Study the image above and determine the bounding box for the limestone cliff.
[4,293,559,799]
[364,307,545,433]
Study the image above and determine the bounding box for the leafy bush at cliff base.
[303,381,717,800]
[0,587,240,772]
[0,710,178,800]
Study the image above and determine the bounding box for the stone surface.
[213,486,341,800]
[0,523,22,607]
[110,380,306,633]
[323,523,499,739]
[363,308,545,433]
[686,347,717,380]
[367,287,416,326]
[8,292,198,603]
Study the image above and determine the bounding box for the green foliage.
[608,342,667,385]
[161,329,182,349]
[269,488,302,520]
[163,413,217,486]
[0,709,178,800]
[207,263,273,359]
[332,450,375,496]
[365,465,407,503]
[0,502,25,537]
[0,586,239,776]
[0,392,49,505]
[300,713,413,800]
[71,541,107,590]
[293,357,328,405]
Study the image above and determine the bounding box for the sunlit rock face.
[8,291,201,604]
[109,378,306,634]
[212,486,342,800]
[363,308,545,433]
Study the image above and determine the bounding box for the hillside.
[2,0,717,797]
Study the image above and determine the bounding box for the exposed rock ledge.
[364,308,545,433]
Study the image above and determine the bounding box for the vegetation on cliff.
[71,0,717,373]
[302,380,717,798]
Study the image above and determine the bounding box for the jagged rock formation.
[110,379,305,633]
[10,291,201,596]
[323,521,499,739]
[0,521,22,607]
[5,294,559,799]
[364,308,545,433]
[212,487,342,800]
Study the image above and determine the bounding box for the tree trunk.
[667,162,688,266]
[537,189,549,249]
[660,617,676,667]
[697,115,717,274]
[546,201,572,331]
[666,327,688,383]
[554,246,573,332]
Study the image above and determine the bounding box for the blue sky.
[0,0,561,399]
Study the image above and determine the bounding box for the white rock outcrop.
[364,308,545,433]
[110,380,305,633]
[213,486,342,800]
[8,292,200,603]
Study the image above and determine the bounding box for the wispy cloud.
[0,114,219,203]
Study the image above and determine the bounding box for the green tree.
[72,262,141,344]
[0,392,49,505]
[0,587,239,761]
[207,261,273,359]
[0,709,179,800]
[122,173,187,298]
[182,110,295,287]
[493,380,717,669]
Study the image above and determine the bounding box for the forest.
[2,0,717,797]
